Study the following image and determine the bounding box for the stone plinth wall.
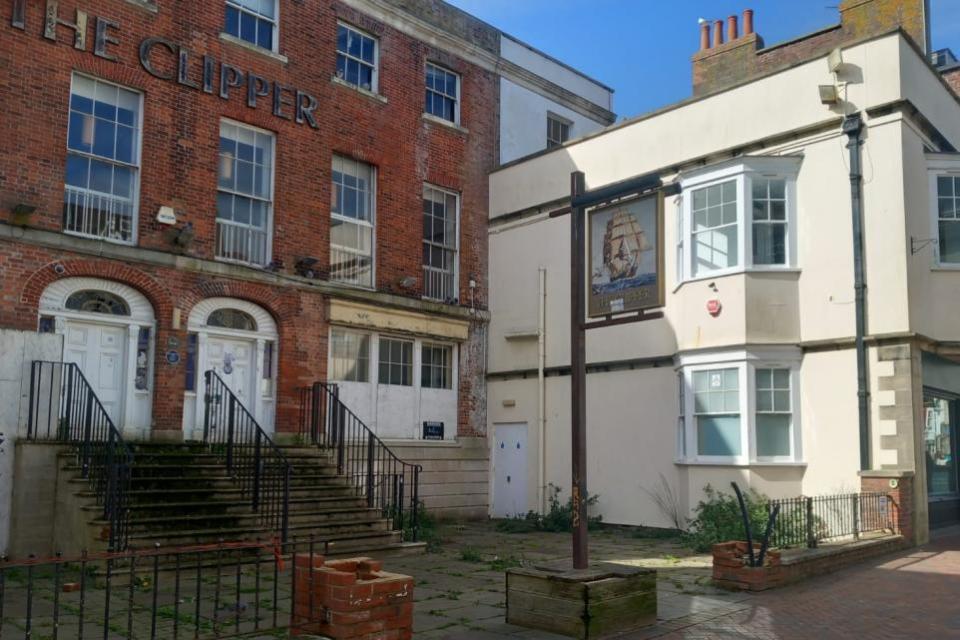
[291,555,413,640]
[713,535,908,591]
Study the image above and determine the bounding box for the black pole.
[570,171,589,570]
[843,113,870,471]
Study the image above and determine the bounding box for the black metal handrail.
[768,492,892,549]
[298,382,422,540]
[203,371,291,541]
[26,361,133,550]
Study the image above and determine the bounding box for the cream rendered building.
[486,2,960,543]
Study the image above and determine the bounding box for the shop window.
[378,338,412,386]
[330,329,370,383]
[421,343,453,389]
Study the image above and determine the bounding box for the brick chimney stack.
[692,0,930,97]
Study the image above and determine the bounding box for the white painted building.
[486,0,960,543]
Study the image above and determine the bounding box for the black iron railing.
[0,537,328,639]
[203,371,291,541]
[768,492,893,549]
[26,361,133,550]
[298,382,422,540]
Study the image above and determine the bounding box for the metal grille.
[63,186,135,243]
[768,492,893,549]
[215,220,269,265]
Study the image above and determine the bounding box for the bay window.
[678,349,801,464]
[678,157,800,282]
[64,74,142,244]
[331,155,376,287]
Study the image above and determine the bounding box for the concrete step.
[126,519,394,547]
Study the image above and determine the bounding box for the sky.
[446,0,960,119]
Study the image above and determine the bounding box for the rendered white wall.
[0,329,62,555]
[500,36,612,110]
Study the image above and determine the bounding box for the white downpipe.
[537,267,547,514]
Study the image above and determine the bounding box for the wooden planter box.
[506,563,657,639]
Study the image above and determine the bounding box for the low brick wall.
[291,555,414,639]
[713,535,907,591]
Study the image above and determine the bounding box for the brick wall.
[861,472,915,544]
[0,0,496,437]
[693,0,929,96]
[944,68,960,95]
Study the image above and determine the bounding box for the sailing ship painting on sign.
[588,194,663,317]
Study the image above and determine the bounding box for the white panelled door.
[492,423,528,518]
[63,321,127,425]
[205,337,256,408]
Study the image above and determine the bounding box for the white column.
[194,332,209,439]
[123,323,140,436]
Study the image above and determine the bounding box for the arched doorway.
[185,298,278,439]
[38,278,156,435]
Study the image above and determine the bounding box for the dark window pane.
[240,11,257,44]
[225,6,240,36]
[65,155,89,188]
[257,19,273,50]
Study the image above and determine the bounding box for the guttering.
[843,113,871,471]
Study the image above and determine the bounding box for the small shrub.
[460,547,483,563]
[405,502,442,552]
[683,485,770,552]
[495,484,603,534]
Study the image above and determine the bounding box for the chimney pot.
[727,15,739,41]
[713,20,724,47]
[743,9,754,36]
[700,21,711,51]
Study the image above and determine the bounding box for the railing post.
[397,473,405,533]
[226,394,236,473]
[64,364,75,441]
[311,382,322,445]
[852,494,860,540]
[106,431,118,550]
[27,361,37,439]
[335,394,345,476]
[252,429,262,511]
[366,432,375,508]
[81,391,94,478]
[805,496,816,549]
[282,465,291,543]
[411,466,421,542]
[203,371,212,442]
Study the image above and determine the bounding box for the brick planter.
[712,541,783,591]
[291,555,414,639]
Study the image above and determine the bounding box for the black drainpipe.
[843,113,870,471]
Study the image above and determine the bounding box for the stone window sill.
[675,460,807,468]
[125,0,158,13]
[331,76,388,104]
[422,113,468,135]
[219,33,289,64]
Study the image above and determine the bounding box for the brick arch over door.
[20,260,174,325]
[179,280,298,325]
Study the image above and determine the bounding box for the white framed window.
[547,113,571,149]
[330,329,370,382]
[929,161,960,266]
[216,120,274,266]
[425,63,459,124]
[336,23,378,92]
[677,348,802,464]
[422,343,453,390]
[225,0,278,52]
[422,184,459,302]
[63,74,143,245]
[330,155,376,287]
[378,337,413,387]
[678,157,801,282]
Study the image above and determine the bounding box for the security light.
[827,48,844,74]
[819,85,840,105]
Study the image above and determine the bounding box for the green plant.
[683,484,771,552]
[494,484,602,534]
[404,501,442,552]
[459,547,483,563]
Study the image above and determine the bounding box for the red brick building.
[0,0,613,519]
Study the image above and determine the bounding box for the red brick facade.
[0,0,496,436]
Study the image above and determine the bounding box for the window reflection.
[924,395,958,495]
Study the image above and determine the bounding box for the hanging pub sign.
[587,192,664,317]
